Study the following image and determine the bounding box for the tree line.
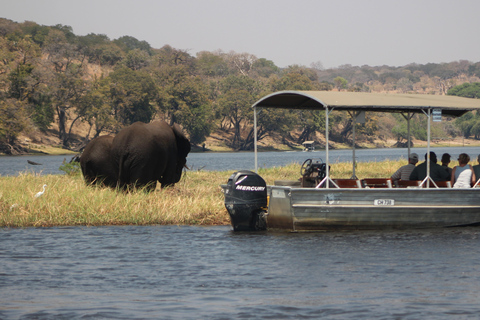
[1,18,480,154]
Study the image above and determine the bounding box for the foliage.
[108,66,158,126]
[59,159,81,176]
[448,82,480,99]
[1,17,480,153]
[448,83,480,139]
[0,98,30,146]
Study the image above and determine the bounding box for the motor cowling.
[224,170,267,231]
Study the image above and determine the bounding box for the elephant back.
[111,120,185,189]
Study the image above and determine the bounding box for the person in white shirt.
[451,153,475,188]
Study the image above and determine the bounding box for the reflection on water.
[1,225,480,319]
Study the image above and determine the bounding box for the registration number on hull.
[374,199,395,206]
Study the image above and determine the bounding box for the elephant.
[80,135,118,188]
[111,120,191,191]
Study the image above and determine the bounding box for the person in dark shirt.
[441,153,453,177]
[409,152,450,181]
[472,154,480,185]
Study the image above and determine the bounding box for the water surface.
[2,146,480,176]
[1,225,480,319]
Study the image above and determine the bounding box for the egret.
[35,184,47,198]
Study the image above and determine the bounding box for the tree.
[449,83,480,139]
[77,33,123,66]
[333,76,348,90]
[217,75,260,149]
[448,82,480,99]
[225,51,257,76]
[251,58,279,78]
[113,35,152,55]
[108,66,158,127]
[77,80,116,139]
[0,98,30,154]
[195,50,229,77]
[40,29,88,147]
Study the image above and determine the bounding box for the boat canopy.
[251,90,480,187]
[252,91,480,116]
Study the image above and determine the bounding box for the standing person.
[409,152,450,181]
[441,153,453,177]
[472,154,480,186]
[391,153,419,181]
[451,153,475,188]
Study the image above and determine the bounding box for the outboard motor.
[224,170,268,231]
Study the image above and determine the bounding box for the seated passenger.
[441,153,453,176]
[390,153,418,181]
[409,152,450,181]
[451,153,475,188]
[472,154,480,184]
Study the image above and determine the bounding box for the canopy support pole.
[419,108,435,188]
[401,112,414,158]
[254,106,258,173]
[348,111,362,179]
[408,112,412,156]
[316,107,335,189]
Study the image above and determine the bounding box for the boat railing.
[473,179,480,188]
[309,178,454,189]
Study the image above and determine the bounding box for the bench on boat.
[394,180,422,188]
[332,179,363,188]
[361,178,393,188]
[394,180,451,188]
[428,181,452,188]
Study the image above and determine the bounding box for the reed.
[0,159,408,228]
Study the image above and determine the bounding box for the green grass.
[0,159,408,228]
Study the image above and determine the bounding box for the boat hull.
[267,186,480,231]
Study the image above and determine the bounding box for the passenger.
[472,154,480,185]
[441,153,453,176]
[409,152,450,181]
[390,153,418,181]
[451,153,475,188]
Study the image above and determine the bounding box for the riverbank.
[0,160,407,228]
[5,127,480,156]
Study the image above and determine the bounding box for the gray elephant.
[111,120,191,191]
[80,135,118,188]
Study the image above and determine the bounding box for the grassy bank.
[0,159,407,228]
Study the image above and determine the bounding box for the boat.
[223,91,480,232]
[302,141,315,151]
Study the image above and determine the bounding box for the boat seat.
[362,178,393,188]
[333,179,362,188]
[395,180,422,188]
[428,181,451,188]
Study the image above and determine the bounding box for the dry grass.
[0,159,407,228]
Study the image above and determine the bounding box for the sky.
[2,0,480,69]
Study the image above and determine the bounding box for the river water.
[2,147,480,319]
[2,226,480,319]
[2,145,480,176]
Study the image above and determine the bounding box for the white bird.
[35,184,47,198]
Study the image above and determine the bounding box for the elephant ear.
[172,123,191,163]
